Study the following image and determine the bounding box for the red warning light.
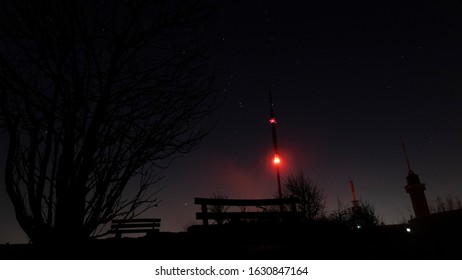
[273,154,281,165]
[269,118,277,124]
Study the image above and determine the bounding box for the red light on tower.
[273,154,281,165]
[269,117,277,124]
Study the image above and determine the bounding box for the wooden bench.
[108,218,161,238]
[194,197,302,225]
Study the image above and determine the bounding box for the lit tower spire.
[269,91,282,199]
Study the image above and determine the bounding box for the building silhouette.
[400,139,462,237]
[404,170,430,219]
[401,138,430,219]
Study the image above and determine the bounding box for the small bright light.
[269,118,277,124]
[406,227,412,233]
[356,225,362,229]
[273,155,281,164]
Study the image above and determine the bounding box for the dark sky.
[2,0,462,243]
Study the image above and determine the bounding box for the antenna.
[349,180,359,209]
[269,91,278,152]
[400,136,413,174]
[269,90,282,199]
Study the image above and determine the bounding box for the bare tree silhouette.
[429,195,462,213]
[282,171,326,220]
[0,0,216,244]
[208,192,229,225]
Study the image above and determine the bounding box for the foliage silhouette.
[330,199,382,230]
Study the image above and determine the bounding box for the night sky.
[2,0,462,243]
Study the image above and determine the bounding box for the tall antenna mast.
[400,136,413,174]
[269,90,282,199]
[349,180,360,210]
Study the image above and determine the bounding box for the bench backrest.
[111,218,161,226]
[194,197,300,225]
[109,218,161,238]
[194,197,298,207]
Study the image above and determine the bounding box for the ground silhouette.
[1,220,462,259]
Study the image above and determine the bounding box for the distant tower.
[349,180,360,212]
[401,137,430,219]
[269,91,282,199]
